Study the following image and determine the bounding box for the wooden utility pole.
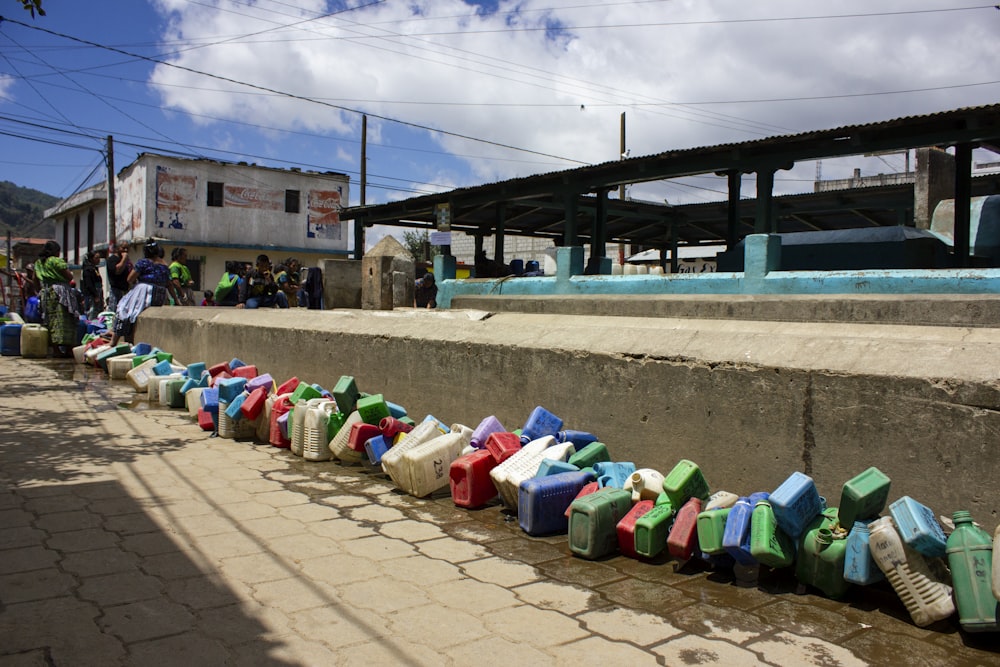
[360,115,367,207]
[619,112,626,200]
[106,135,116,247]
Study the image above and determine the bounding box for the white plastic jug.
[20,323,49,359]
[705,490,739,511]
[868,516,955,627]
[84,344,111,366]
[328,410,364,463]
[107,354,136,380]
[381,419,447,485]
[399,428,473,497]
[303,400,337,462]
[625,468,666,503]
[490,436,558,510]
[72,344,89,365]
[291,398,326,457]
[186,387,206,418]
[148,373,179,403]
[126,359,159,393]
[218,400,256,439]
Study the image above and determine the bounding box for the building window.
[207,182,224,207]
[285,189,300,213]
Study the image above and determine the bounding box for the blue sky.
[2,0,999,233]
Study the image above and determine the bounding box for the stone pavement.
[1,357,997,666]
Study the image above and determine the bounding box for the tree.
[401,229,438,262]
[17,0,44,17]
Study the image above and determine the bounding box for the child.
[201,290,216,307]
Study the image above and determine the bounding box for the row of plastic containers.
[68,335,1000,634]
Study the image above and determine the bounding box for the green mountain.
[0,180,58,237]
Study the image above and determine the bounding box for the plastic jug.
[520,406,563,443]
[328,411,364,463]
[379,417,413,441]
[844,521,884,586]
[399,428,473,497]
[197,407,215,431]
[995,524,1000,602]
[470,415,505,449]
[85,344,112,367]
[536,459,579,477]
[697,507,731,556]
[179,372,208,396]
[839,467,891,528]
[240,387,268,421]
[208,362,229,377]
[567,487,633,560]
[567,441,611,470]
[796,509,850,599]
[633,501,676,558]
[494,440,574,510]
[148,373,178,403]
[662,459,710,508]
[705,490,739,511]
[220,394,257,439]
[667,497,703,561]
[380,418,448,484]
[869,516,955,627]
[289,382,322,405]
[556,430,599,450]
[724,493,768,566]
[96,344,131,371]
[593,461,636,489]
[186,387,206,419]
[216,377,248,405]
[356,393,390,424]
[564,482,601,518]
[268,395,294,448]
[231,364,258,379]
[108,354,137,380]
[484,431,520,464]
[625,468,665,503]
[246,373,274,394]
[303,400,337,462]
[165,378,187,409]
[126,358,160,393]
[617,500,656,559]
[20,323,49,358]
[275,376,299,395]
[256,394,277,443]
[348,422,382,453]
[332,375,359,413]
[770,471,823,540]
[1,322,22,356]
[889,496,947,558]
[291,398,325,456]
[519,470,595,536]
[451,449,500,508]
[946,511,998,632]
[749,498,795,569]
[365,434,391,466]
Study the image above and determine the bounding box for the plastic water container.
[379,417,413,441]
[625,468,665,503]
[536,459,579,477]
[770,471,823,539]
[946,510,998,632]
[165,378,187,408]
[494,440,574,510]
[208,362,229,377]
[995,524,1000,603]
[380,418,447,484]
[303,400,337,462]
[268,395,294,448]
[795,508,850,599]
[485,432,521,464]
[240,386,268,421]
[567,487,633,560]
[197,407,215,431]
[839,467,891,528]
[667,497,703,561]
[291,398,324,456]
[564,482,601,518]
[724,493,768,566]
[126,358,159,393]
[869,515,955,626]
[73,343,89,364]
[356,393,390,424]
[662,459,711,508]
[365,434,391,466]
[148,373,178,403]
[151,359,174,376]
[108,354,136,380]
[186,387,206,418]
[1,323,22,356]
[705,490,739,511]
[256,394,277,443]
[332,375,359,413]
[696,507,731,555]
[96,344,132,372]
[889,496,948,558]
[231,364,258,379]
[399,429,472,497]
[567,441,610,469]
[84,344,111,367]
[520,406,563,443]
[633,501,676,558]
[749,498,795,569]
[348,422,382,453]
[593,461,636,489]
[556,430,599,450]
[20,323,49,358]
[451,449,500,508]
[843,521,884,585]
[617,500,656,559]
[217,377,248,404]
[289,382,321,404]
[518,470,595,536]
[327,411,364,463]
[470,415,505,449]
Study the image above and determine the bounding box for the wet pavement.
[1,356,997,666]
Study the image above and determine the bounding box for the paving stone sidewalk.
[0,357,996,666]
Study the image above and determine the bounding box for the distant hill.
[0,180,58,237]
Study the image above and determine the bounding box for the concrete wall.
[135,306,1000,521]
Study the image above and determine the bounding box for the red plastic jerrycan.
[231,364,258,380]
[276,377,300,395]
[486,432,521,464]
[197,407,215,431]
[451,449,499,508]
[349,422,382,452]
[668,497,703,561]
[617,500,655,559]
[241,386,268,420]
[379,416,414,441]
[208,362,230,377]
[269,395,293,448]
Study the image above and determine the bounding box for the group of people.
[29,241,319,356]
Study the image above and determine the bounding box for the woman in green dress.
[33,240,81,357]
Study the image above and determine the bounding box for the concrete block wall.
[136,307,1000,520]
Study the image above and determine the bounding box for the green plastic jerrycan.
[696,507,731,556]
[567,441,611,470]
[633,501,675,558]
[795,508,851,599]
[839,466,891,528]
[749,499,796,568]
[946,510,999,632]
[662,459,710,508]
[568,488,633,560]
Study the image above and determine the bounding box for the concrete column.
[744,233,781,291]
[727,170,741,249]
[954,143,972,268]
[914,147,955,229]
[433,254,457,280]
[755,169,775,234]
[556,246,584,281]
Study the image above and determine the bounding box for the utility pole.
[354,116,367,260]
[619,112,627,201]
[105,135,116,248]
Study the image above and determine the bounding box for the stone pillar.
[361,235,413,310]
[319,258,362,309]
[914,147,955,229]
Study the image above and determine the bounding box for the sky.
[1,0,998,245]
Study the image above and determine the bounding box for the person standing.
[111,241,179,345]
[237,254,288,309]
[169,247,196,306]
[81,250,104,320]
[33,240,81,357]
[106,241,132,312]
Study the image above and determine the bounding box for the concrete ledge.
[450,293,1000,328]
[136,307,1000,518]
